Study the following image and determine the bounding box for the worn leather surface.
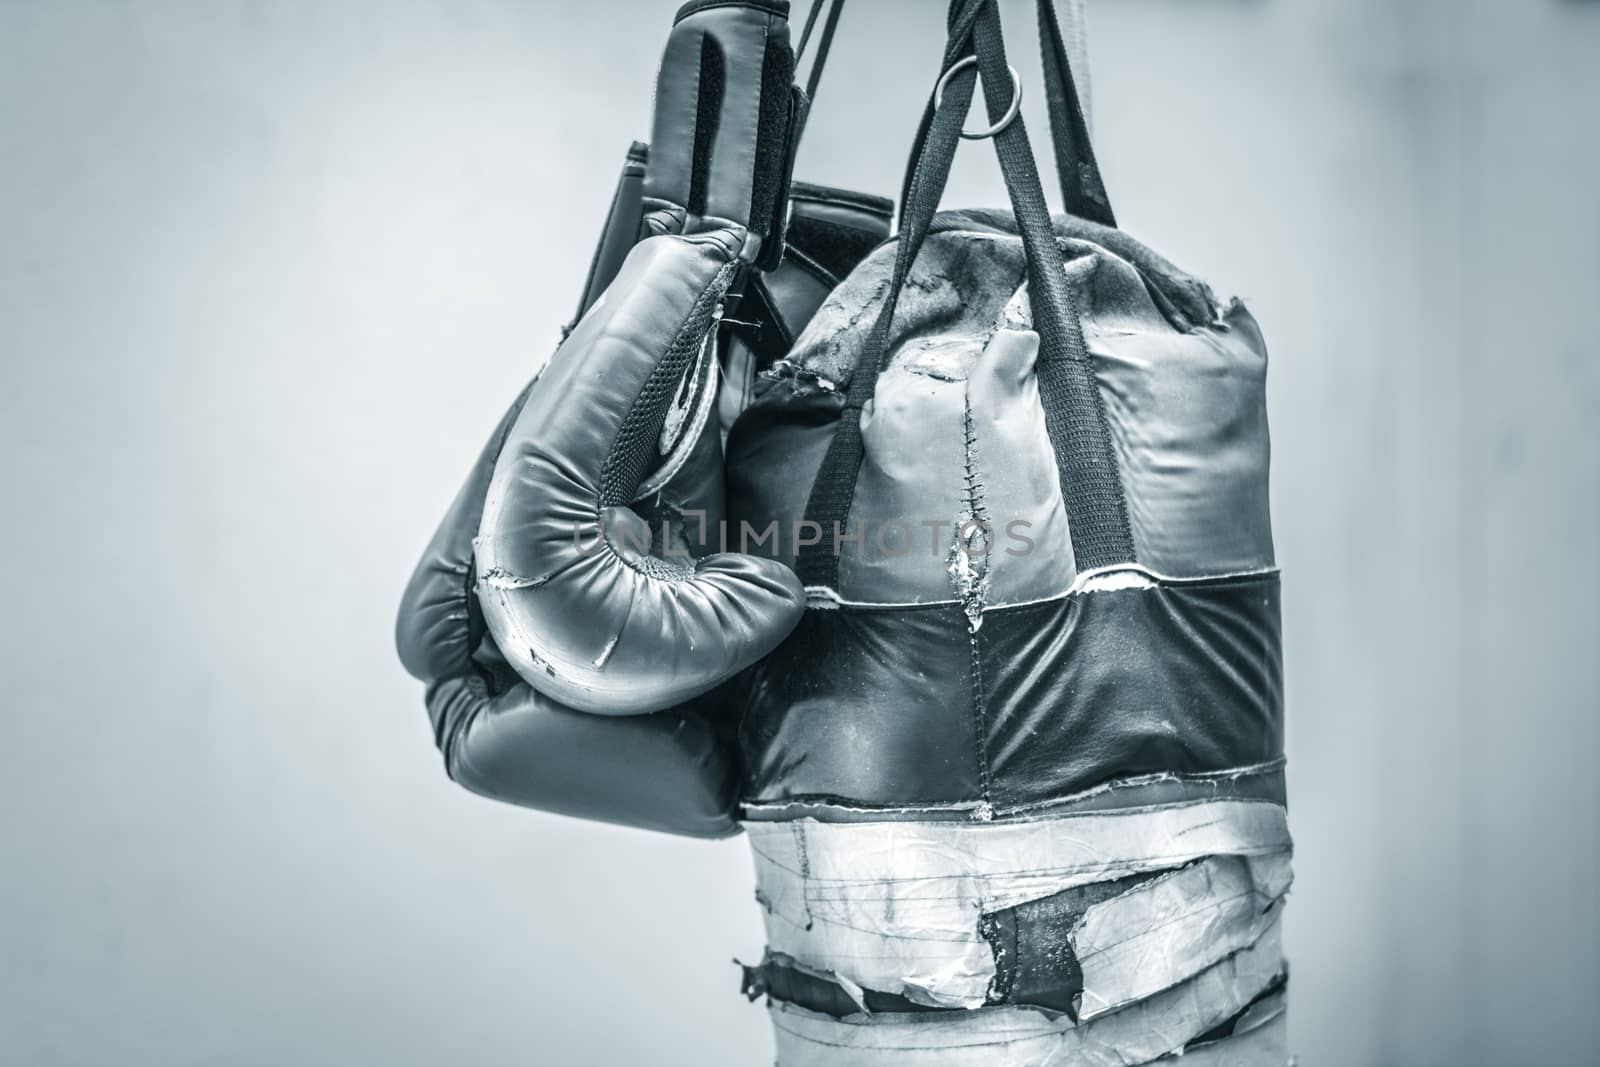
[728,326,1083,605]
[394,172,893,833]
[1065,243,1274,577]
[474,0,809,714]
[642,0,794,243]
[736,574,1284,816]
[396,386,742,837]
[727,209,1274,609]
[394,0,836,832]
[397,386,533,688]
[727,208,1281,816]
[425,676,739,838]
[716,180,893,434]
[395,180,892,833]
[476,234,804,714]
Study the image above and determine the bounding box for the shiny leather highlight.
[396,173,890,832]
[737,574,1284,817]
[726,209,1275,609]
[476,235,805,714]
[395,383,742,838]
[428,675,739,838]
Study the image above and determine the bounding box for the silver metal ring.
[933,56,1022,140]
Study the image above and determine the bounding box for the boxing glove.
[473,0,807,715]
[397,379,743,838]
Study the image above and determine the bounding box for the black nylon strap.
[793,0,984,590]
[795,0,846,106]
[897,0,1114,226]
[894,0,995,219]
[1034,0,1114,225]
[797,1,1112,223]
[794,0,825,60]
[793,0,1133,590]
[968,0,1132,571]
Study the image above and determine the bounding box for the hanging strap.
[792,0,1133,591]
[1033,0,1114,225]
[791,0,985,590]
[797,0,1113,224]
[794,0,847,108]
[968,0,1131,569]
[895,0,1115,227]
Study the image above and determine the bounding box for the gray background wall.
[2,1,1595,1063]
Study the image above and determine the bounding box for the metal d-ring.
[933,56,1022,140]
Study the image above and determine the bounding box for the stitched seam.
[597,260,733,506]
[968,628,994,818]
[739,760,1289,820]
[799,569,1281,613]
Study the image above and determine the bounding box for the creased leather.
[737,575,1284,816]
[715,181,892,435]
[476,235,804,714]
[395,375,741,838]
[429,675,739,838]
[474,0,809,715]
[396,186,889,832]
[727,209,1274,608]
[394,5,887,835]
[644,0,795,241]
[396,385,532,688]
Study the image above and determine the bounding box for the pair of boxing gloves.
[395,0,831,837]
